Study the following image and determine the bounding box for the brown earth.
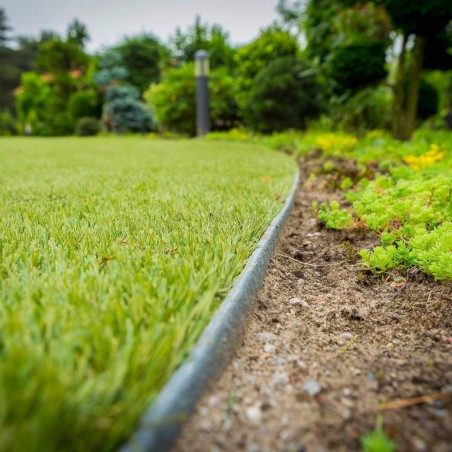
[175,155,452,452]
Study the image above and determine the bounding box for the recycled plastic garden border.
[121,171,300,452]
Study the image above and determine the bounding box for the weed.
[361,415,396,452]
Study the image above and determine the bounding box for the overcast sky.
[2,0,282,51]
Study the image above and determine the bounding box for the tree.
[103,86,154,133]
[67,19,90,48]
[379,0,452,139]
[93,50,129,88]
[145,64,239,136]
[170,16,235,69]
[0,8,12,47]
[15,72,51,132]
[114,34,169,94]
[244,56,325,132]
[234,26,299,111]
[327,40,388,93]
[0,46,21,111]
[36,38,90,109]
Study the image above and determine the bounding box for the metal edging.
[120,170,300,452]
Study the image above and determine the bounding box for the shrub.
[75,117,100,136]
[328,40,388,93]
[69,90,101,121]
[145,64,239,136]
[103,86,155,133]
[331,85,393,132]
[244,56,325,133]
[417,78,439,120]
[0,111,18,136]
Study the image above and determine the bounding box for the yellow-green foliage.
[205,128,451,279]
[318,130,451,280]
[0,137,295,451]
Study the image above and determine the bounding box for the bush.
[417,78,439,120]
[328,40,388,93]
[69,90,101,121]
[0,111,18,136]
[103,86,155,133]
[75,117,100,136]
[145,64,239,136]
[244,56,325,133]
[39,112,74,136]
[331,85,393,132]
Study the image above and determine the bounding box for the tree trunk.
[404,36,425,140]
[392,33,408,140]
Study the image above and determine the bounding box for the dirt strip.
[175,156,452,452]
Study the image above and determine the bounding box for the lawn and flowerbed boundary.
[122,171,298,452]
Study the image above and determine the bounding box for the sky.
[2,0,282,51]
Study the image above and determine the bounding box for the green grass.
[0,137,296,451]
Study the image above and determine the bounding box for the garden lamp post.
[195,49,210,136]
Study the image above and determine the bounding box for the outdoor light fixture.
[195,49,210,136]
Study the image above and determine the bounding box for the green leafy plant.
[361,415,396,452]
[75,116,100,136]
[244,55,325,132]
[317,201,353,229]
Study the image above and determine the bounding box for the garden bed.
[176,151,452,451]
[0,137,296,451]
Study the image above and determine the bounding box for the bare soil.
[175,155,452,452]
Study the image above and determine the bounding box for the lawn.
[0,137,296,451]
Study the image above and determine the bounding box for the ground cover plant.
[0,137,296,451]
[309,130,452,281]
[205,129,452,281]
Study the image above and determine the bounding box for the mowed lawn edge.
[0,137,296,451]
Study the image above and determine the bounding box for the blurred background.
[0,0,451,139]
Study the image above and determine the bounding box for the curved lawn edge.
[120,170,300,452]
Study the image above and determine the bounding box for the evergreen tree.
[0,8,12,47]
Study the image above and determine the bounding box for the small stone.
[263,343,276,354]
[342,332,354,339]
[434,409,448,417]
[289,297,310,308]
[223,418,233,430]
[343,388,352,397]
[367,372,376,381]
[303,380,321,396]
[412,437,427,452]
[386,342,394,349]
[246,404,262,423]
[247,443,261,452]
[256,332,277,342]
[341,409,352,420]
[441,384,452,394]
[341,397,354,408]
[431,400,443,408]
[272,372,289,386]
[208,395,219,406]
[268,357,286,366]
[392,339,400,345]
[306,232,321,237]
[200,419,211,430]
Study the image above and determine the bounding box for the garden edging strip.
[121,170,300,452]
